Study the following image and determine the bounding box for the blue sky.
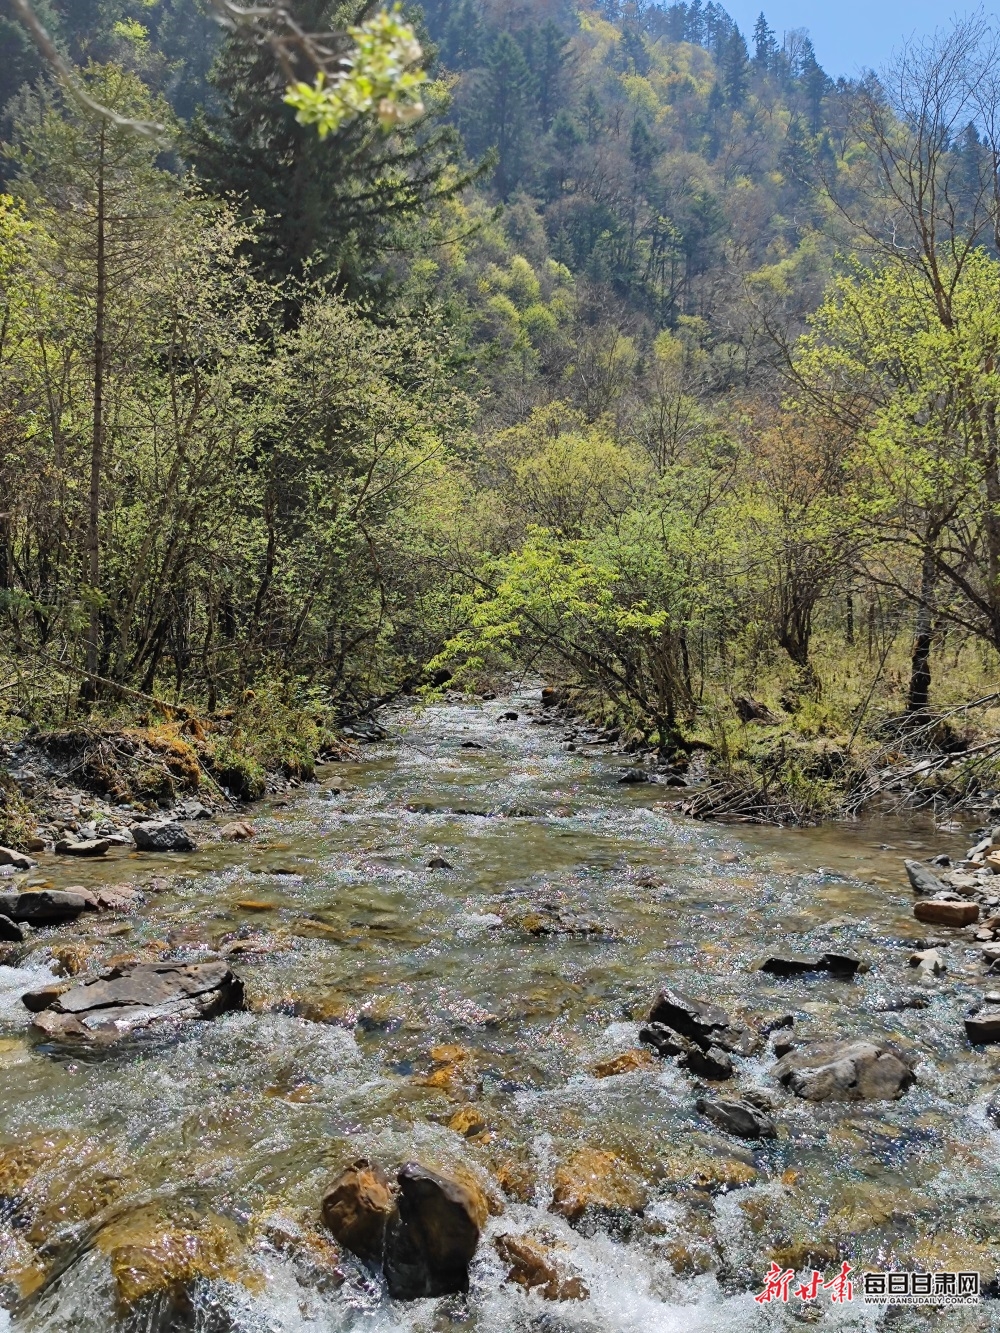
[721,2,975,78]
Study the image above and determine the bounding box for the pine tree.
[473,31,535,200]
[722,28,749,106]
[752,12,777,71]
[798,38,829,134]
[187,0,469,299]
[583,88,603,144]
[537,21,573,132]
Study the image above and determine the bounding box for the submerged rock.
[98,1206,245,1319]
[592,1047,655,1078]
[696,1097,777,1139]
[24,960,244,1041]
[384,1163,486,1300]
[321,1159,395,1262]
[131,821,196,853]
[772,1038,916,1102]
[550,1148,647,1223]
[494,1232,588,1301]
[758,951,863,978]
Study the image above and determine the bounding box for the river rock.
[25,960,244,1040]
[759,953,826,976]
[910,948,946,977]
[219,821,255,841]
[696,1096,777,1139]
[679,1043,734,1080]
[54,838,111,857]
[383,1163,486,1300]
[427,856,453,870]
[639,1021,685,1056]
[772,1038,916,1102]
[593,1047,655,1077]
[904,859,948,895]
[494,1233,588,1301]
[914,899,979,927]
[131,821,196,852]
[321,1158,395,1261]
[965,1011,1000,1044]
[0,846,35,870]
[550,1148,647,1223]
[647,985,748,1051]
[822,952,865,977]
[618,770,652,784]
[0,890,89,924]
[0,912,24,941]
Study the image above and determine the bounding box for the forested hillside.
[3,0,1000,821]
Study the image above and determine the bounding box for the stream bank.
[1,686,1000,1330]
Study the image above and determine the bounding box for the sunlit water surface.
[2,689,999,1331]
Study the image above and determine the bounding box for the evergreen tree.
[443,0,484,69]
[537,21,573,132]
[722,28,749,106]
[473,30,535,200]
[752,12,777,71]
[583,88,603,144]
[798,37,829,133]
[187,0,469,298]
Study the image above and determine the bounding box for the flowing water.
[2,688,1000,1331]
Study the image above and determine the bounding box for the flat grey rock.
[0,890,89,924]
[696,1096,777,1138]
[772,1038,916,1102]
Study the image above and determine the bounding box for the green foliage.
[284,6,427,136]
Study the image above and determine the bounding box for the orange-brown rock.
[448,1105,488,1138]
[98,1207,247,1315]
[550,1148,647,1222]
[320,1159,396,1261]
[592,1048,654,1078]
[220,822,256,841]
[914,900,979,927]
[495,1232,588,1301]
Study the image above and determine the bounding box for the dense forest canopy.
[4,0,1000,814]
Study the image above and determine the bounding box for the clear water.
[2,688,999,1330]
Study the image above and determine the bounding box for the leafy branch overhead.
[7,0,427,138]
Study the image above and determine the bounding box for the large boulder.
[383,1163,486,1300]
[131,821,196,853]
[25,960,244,1041]
[0,890,90,924]
[772,1039,916,1102]
[647,985,749,1052]
[321,1159,395,1262]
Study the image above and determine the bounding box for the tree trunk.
[907,540,936,714]
[85,123,107,686]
